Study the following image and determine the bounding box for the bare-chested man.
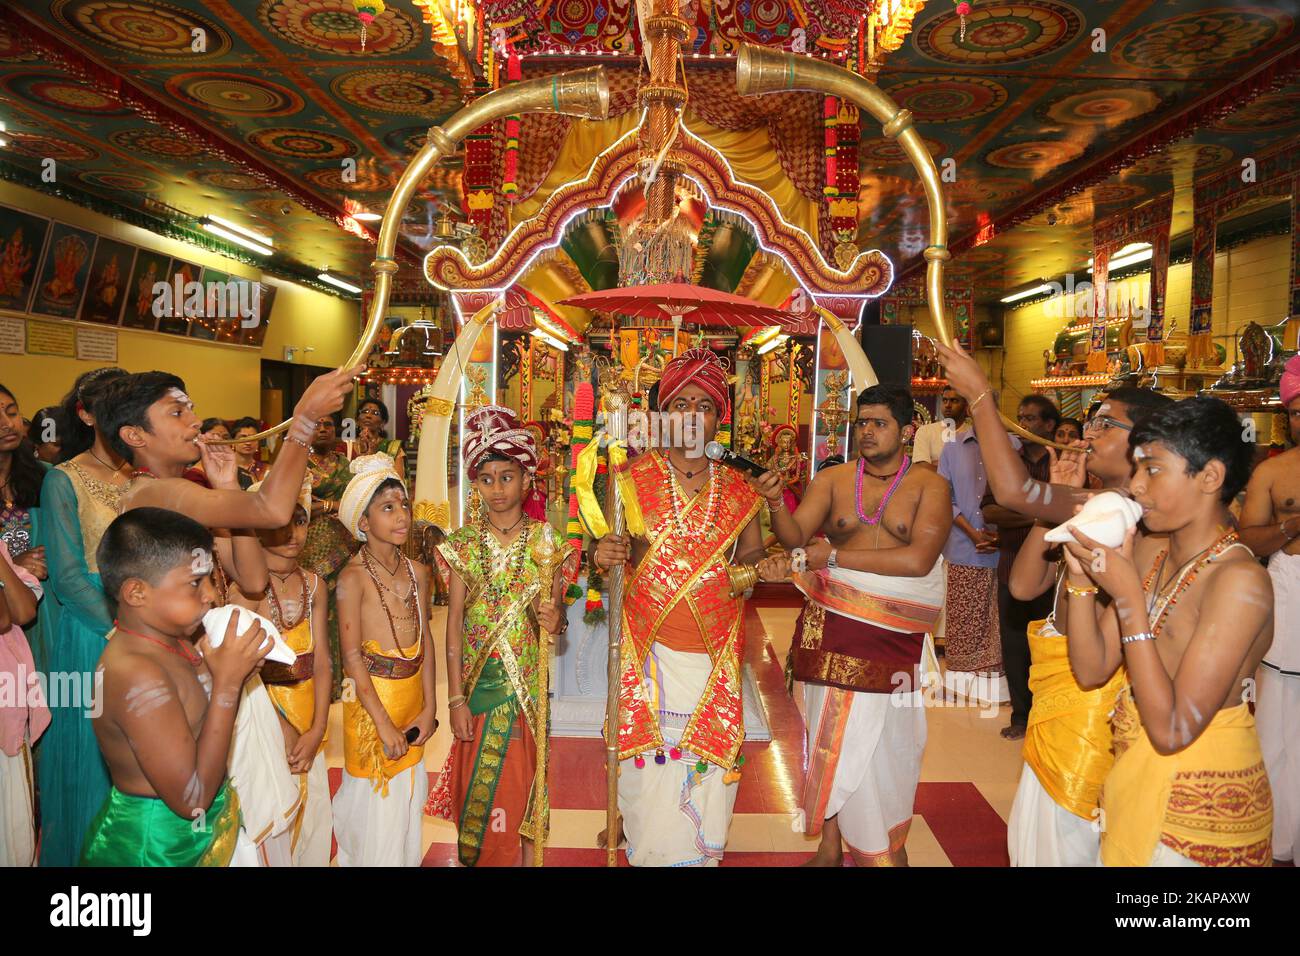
[757,383,952,866]
[1238,353,1300,863]
[1058,397,1274,866]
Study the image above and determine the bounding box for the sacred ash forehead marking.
[1132,445,1149,461]
[167,387,194,406]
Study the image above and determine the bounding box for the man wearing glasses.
[935,339,1177,866]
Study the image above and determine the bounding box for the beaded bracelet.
[1121,631,1155,645]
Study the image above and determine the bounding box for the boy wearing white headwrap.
[332,455,436,866]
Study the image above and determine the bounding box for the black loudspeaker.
[860,324,914,388]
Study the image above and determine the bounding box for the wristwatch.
[827,548,838,570]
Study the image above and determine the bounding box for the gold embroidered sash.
[618,452,760,766]
[1022,618,1126,820]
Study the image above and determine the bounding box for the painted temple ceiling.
[0,1,1297,302]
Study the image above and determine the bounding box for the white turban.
[338,453,406,541]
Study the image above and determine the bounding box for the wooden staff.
[529,532,567,867]
[602,388,630,867]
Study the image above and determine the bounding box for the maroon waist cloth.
[792,602,925,694]
[261,650,314,685]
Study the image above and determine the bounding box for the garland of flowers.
[564,380,595,605]
[584,567,607,625]
[823,96,838,201]
[502,45,522,197]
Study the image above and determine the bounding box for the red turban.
[658,347,730,417]
[463,405,539,478]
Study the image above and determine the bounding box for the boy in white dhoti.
[333,455,436,867]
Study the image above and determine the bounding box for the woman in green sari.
[302,414,356,697]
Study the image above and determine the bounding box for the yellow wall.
[998,232,1290,415]
[0,180,359,420]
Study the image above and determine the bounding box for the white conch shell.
[1043,491,1144,549]
[201,605,297,665]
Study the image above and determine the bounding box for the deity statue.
[767,423,806,511]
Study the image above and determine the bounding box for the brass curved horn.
[210,67,611,445]
[736,45,1072,452]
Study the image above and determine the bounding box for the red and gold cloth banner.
[1090,196,1172,369]
[617,452,761,767]
[1190,144,1300,363]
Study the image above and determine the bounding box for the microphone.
[704,441,769,478]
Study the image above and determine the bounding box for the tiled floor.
[322,600,1027,866]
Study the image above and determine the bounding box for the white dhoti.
[619,643,739,867]
[1258,550,1300,862]
[792,561,944,865]
[1008,763,1099,866]
[258,753,333,867]
[0,743,36,867]
[228,677,301,862]
[803,680,927,863]
[334,762,428,867]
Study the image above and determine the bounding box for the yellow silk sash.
[1021,619,1126,820]
[1101,694,1273,867]
[264,618,320,739]
[573,436,645,538]
[343,638,425,795]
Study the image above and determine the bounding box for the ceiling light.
[0,119,6,148]
[1000,283,1054,304]
[204,214,272,247]
[316,271,362,294]
[201,221,273,256]
[1107,246,1155,271]
[533,313,571,342]
[756,333,789,356]
[353,210,382,222]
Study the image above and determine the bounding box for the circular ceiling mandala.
[1112,8,1287,75]
[1127,142,1234,177]
[946,175,1026,205]
[189,169,271,192]
[259,0,419,56]
[384,125,434,156]
[108,128,204,158]
[1214,92,1300,132]
[1041,87,1161,127]
[3,72,130,115]
[915,1,1083,65]
[247,127,357,159]
[7,132,99,162]
[51,0,232,59]
[331,68,459,117]
[859,135,946,167]
[166,72,304,117]
[1090,182,1147,204]
[304,164,397,192]
[985,139,1085,169]
[78,170,162,192]
[882,76,1008,122]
